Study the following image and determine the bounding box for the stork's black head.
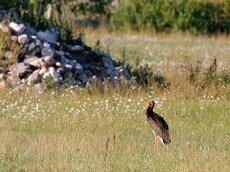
[142,100,155,112]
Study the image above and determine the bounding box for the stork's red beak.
[142,101,151,113]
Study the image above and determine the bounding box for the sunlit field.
[0,33,230,171]
[0,89,229,171]
[84,31,230,65]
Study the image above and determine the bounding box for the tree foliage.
[111,0,230,34]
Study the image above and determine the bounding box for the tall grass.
[83,31,230,97]
[0,89,229,171]
[0,29,20,70]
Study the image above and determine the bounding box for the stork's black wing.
[148,113,171,144]
[155,114,169,130]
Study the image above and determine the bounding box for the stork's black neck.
[145,101,156,117]
[146,107,155,117]
[146,107,152,113]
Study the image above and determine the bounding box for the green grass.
[0,89,229,171]
[83,31,230,96]
[84,31,230,65]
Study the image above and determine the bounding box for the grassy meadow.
[0,32,230,171]
[84,31,230,64]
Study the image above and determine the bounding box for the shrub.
[202,58,217,88]
[42,76,56,90]
[130,63,169,88]
[110,0,230,34]
[177,1,227,34]
[187,59,230,90]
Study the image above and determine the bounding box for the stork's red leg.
[153,134,157,151]
[156,136,159,150]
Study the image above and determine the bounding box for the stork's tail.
[163,137,171,145]
[160,132,171,145]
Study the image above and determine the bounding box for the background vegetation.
[111,0,230,34]
[1,0,230,34]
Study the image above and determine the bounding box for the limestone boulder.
[37,29,58,44]
[18,34,29,44]
[9,22,25,35]
[9,63,31,78]
[26,69,41,85]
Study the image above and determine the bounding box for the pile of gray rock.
[0,17,130,90]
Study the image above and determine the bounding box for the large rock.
[55,62,62,67]
[29,58,45,68]
[42,67,61,82]
[102,51,116,77]
[64,64,73,70]
[56,67,64,75]
[9,63,31,78]
[43,55,54,65]
[61,57,71,64]
[37,29,58,44]
[61,57,78,70]
[24,56,39,64]
[49,67,61,82]
[27,41,42,56]
[29,56,54,68]
[116,67,131,80]
[74,63,83,75]
[28,42,36,52]
[41,42,55,57]
[56,50,65,57]
[6,75,22,88]
[39,66,48,75]
[18,34,29,44]
[35,38,42,46]
[69,45,84,54]
[9,22,25,35]
[26,69,41,85]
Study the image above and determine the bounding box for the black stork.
[142,101,171,150]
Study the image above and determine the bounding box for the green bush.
[111,0,230,34]
[187,59,230,90]
[177,1,228,34]
[130,63,169,88]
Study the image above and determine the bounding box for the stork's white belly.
[158,136,165,144]
[152,130,165,145]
